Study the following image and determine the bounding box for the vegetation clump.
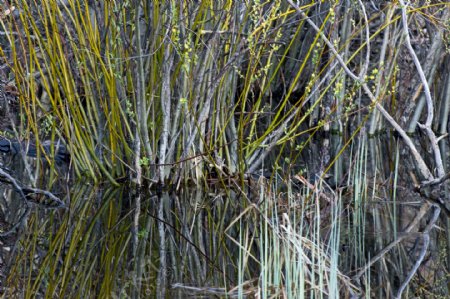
[0,0,449,297]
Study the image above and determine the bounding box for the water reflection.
[0,135,449,298]
[0,154,246,297]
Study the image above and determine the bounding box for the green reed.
[0,0,373,185]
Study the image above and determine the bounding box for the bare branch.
[398,0,445,177]
[286,0,433,180]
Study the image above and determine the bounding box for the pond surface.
[0,135,448,298]
[0,154,256,298]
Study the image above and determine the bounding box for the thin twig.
[286,0,433,180]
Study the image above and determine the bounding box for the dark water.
[0,153,253,298]
[0,135,448,298]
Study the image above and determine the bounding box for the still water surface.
[0,136,448,298]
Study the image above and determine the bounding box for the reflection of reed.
[1,140,448,298]
[2,174,448,297]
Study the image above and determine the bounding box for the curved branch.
[398,0,445,177]
[286,0,433,180]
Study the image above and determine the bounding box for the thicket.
[0,1,448,187]
[1,1,450,297]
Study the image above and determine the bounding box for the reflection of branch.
[0,165,66,238]
[395,207,440,299]
[21,186,66,209]
[146,210,232,283]
[413,171,450,217]
[0,207,30,237]
[0,167,66,209]
[0,167,27,200]
[418,171,450,188]
[352,202,431,280]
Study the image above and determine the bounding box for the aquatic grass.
[351,133,368,269]
[3,0,135,184]
[227,178,362,298]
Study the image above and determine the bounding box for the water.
[0,136,448,298]
[0,154,248,297]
